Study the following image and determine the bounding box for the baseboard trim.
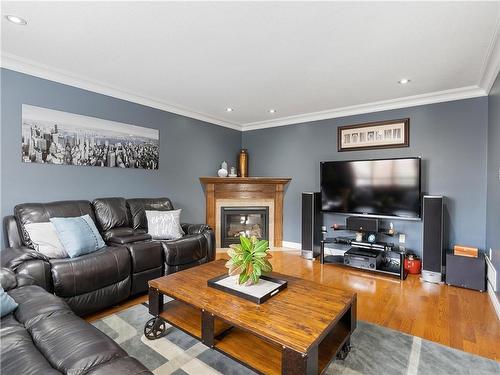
[281,241,302,250]
[487,281,500,320]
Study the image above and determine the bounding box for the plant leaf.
[253,251,268,258]
[254,257,272,273]
[229,264,244,276]
[229,244,244,253]
[239,272,250,284]
[240,235,251,252]
[254,263,262,277]
[243,252,253,265]
[253,240,269,253]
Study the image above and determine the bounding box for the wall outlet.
[399,234,406,244]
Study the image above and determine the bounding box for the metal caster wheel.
[144,317,167,340]
[336,342,351,360]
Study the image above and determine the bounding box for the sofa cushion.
[9,285,72,328]
[24,222,68,258]
[50,215,105,257]
[145,209,184,240]
[127,198,174,231]
[49,246,130,298]
[29,312,127,375]
[85,356,151,375]
[0,314,61,375]
[14,200,95,248]
[92,197,129,232]
[0,287,18,317]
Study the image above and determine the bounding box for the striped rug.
[92,302,499,375]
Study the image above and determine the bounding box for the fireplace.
[220,207,269,247]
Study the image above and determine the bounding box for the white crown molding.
[1,53,491,133]
[241,86,487,131]
[0,53,243,131]
[479,11,500,94]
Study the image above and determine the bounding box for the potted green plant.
[225,235,272,285]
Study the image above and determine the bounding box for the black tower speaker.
[301,192,322,259]
[421,195,444,283]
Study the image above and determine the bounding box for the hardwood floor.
[86,250,500,361]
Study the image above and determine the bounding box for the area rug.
[91,303,499,375]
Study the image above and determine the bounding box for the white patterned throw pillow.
[145,209,185,240]
[24,222,69,258]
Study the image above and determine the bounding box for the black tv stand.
[320,238,408,280]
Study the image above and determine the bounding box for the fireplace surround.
[199,177,291,248]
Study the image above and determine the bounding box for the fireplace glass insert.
[221,207,269,247]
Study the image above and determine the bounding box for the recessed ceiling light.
[398,78,411,84]
[226,107,234,112]
[5,15,27,25]
[269,109,276,114]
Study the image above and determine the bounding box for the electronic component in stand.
[344,247,383,270]
[350,241,395,252]
[334,236,353,245]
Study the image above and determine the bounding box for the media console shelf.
[320,238,408,280]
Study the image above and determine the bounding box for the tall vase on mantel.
[238,149,248,177]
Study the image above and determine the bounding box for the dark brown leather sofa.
[2,197,215,316]
[0,267,151,375]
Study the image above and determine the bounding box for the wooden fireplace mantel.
[199,177,291,247]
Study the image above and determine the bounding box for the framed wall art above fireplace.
[337,118,409,152]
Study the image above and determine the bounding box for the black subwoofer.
[446,252,486,291]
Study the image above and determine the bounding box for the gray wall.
[1,68,242,246]
[242,98,489,256]
[487,73,500,274]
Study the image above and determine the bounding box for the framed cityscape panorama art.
[22,105,160,169]
[337,118,409,152]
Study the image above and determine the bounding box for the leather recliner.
[2,200,131,316]
[2,197,215,316]
[0,268,151,375]
[92,197,215,278]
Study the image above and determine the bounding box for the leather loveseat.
[0,267,151,375]
[2,197,215,316]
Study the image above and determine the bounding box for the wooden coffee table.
[146,260,357,375]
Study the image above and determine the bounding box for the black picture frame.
[207,274,287,304]
[337,118,410,152]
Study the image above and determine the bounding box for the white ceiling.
[2,1,500,131]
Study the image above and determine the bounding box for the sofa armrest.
[1,247,53,292]
[0,267,35,291]
[107,233,152,244]
[181,223,212,235]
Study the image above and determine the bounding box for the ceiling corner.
[479,15,500,93]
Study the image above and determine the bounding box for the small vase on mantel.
[238,149,248,177]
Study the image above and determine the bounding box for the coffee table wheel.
[336,341,351,360]
[144,317,167,340]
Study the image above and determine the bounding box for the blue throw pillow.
[0,287,18,317]
[50,214,106,258]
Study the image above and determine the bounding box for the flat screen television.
[321,157,421,219]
